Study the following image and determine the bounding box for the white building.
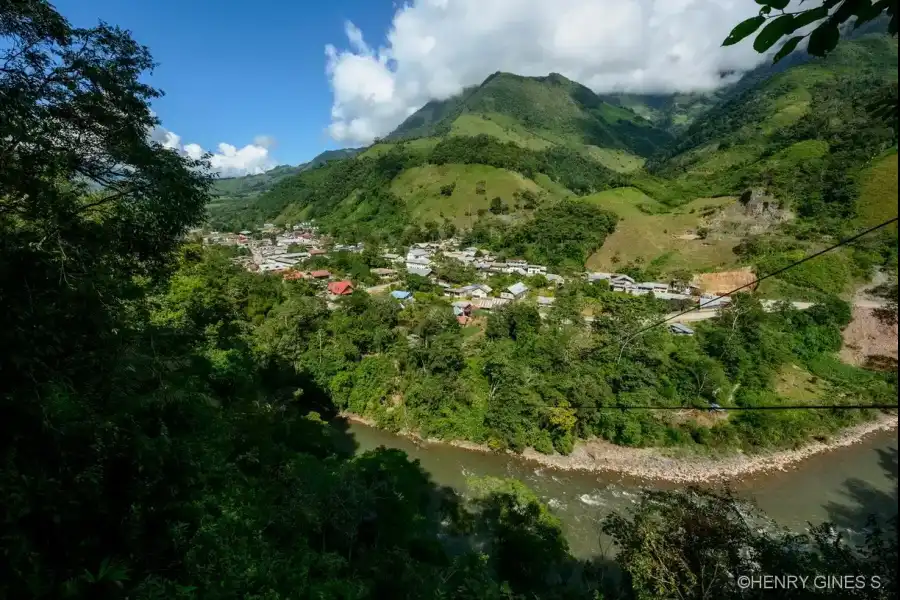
[406,256,433,272]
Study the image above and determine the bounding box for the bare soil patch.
[840,306,899,367]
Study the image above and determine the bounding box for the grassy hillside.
[651,34,898,177]
[598,92,720,135]
[856,148,899,228]
[584,191,739,274]
[391,164,559,227]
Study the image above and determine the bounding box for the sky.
[53,0,777,176]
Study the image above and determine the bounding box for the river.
[346,422,898,558]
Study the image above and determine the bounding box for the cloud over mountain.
[324,0,770,145]
[150,127,276,177]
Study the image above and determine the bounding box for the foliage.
[724,0,897,64]
[605,487,898,600]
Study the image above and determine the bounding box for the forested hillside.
[207,148,362,226]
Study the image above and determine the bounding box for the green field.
[856,148,899,227]
[583,146,645,172]
[448,114,552,150]
[390,163,557,226]
[584,189,738,274]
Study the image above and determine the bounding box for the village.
[199,221,754,336]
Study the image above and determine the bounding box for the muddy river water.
[347,422,898,558]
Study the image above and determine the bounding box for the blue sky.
[54,0,394,168]
[52,1,767,176]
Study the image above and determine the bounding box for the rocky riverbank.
[341,412,899,484]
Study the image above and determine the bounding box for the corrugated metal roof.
[508,282,528,296]
[669,323,695,335]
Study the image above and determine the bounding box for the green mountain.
[211,164,306,200]
[388,71,673,158]
[207,32,898,292]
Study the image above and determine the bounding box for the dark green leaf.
[851,0,874,17]
[754,15,796,52]
[765,0,790,9]
[790,6,829,31]
[833,0,863,22]
[854,0,887,27]
[773,35,804,62]
[807,21,840,56]
[723,16,766,47]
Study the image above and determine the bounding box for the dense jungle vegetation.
[2,2,898,599]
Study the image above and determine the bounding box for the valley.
[199,28,899,465]
[5,1,898,598]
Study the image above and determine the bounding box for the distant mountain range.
[210,148,361,200]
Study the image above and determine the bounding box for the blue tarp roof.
[391,290,412,299]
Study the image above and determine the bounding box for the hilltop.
[387,71,672,160]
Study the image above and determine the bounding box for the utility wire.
[624,216,899,340]
[593,216,900,411]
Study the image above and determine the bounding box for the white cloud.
[150,126,277,177]
[324,0,789,145]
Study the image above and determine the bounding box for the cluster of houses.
[394,241,559,281]
[203,226,736,326]
[205,222,363,274]
[584,272,732,309]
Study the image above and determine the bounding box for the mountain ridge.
[386,70,673,157]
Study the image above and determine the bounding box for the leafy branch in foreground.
[724,0,897,62]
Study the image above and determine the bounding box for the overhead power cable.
[624,216,899,341]
[591,216,900,411]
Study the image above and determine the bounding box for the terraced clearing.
[390,164,557,226]
[774,364,829,404]
[584,188,739,274]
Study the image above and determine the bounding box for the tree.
[442,220,458,240]
[605,488,898,600]
[1,1,211,596]
[489,196,504,215]
[670,269,694,292]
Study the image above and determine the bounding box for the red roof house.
[327,280,354,296]
[309,270,332,279]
